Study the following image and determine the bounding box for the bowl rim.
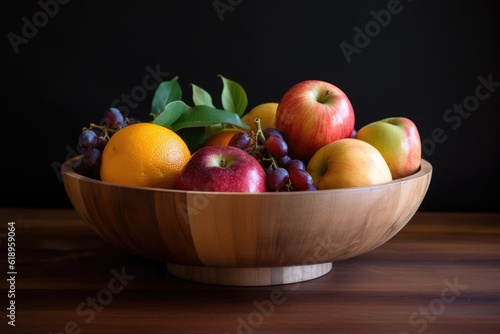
[61,156,432,196]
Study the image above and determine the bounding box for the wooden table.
[0,209,499,333]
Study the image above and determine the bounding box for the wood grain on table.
[0,208,499,334]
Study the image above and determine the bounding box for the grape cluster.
[228,120,317,191]
[72,108,140,178]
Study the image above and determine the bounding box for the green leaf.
[218,74,248,117]
[152,100,190,127]
[176,127,206,153]
[191,83,215,108]
[170,105,251,132]
[151,76,182,116]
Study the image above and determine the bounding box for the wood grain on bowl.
[62,157,432,285]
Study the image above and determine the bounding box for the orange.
[100,123,191,189]
[203,128,242,147]
[241,102,278,132]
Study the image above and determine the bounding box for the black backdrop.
[1,0,499,212]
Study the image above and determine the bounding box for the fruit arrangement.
[227,123,317,191]
[71,75,422,193]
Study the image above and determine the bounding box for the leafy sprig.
[150,74,250,152]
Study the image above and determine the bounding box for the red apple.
[275,80,355,163]
[176,146,267,192]
[355,117,421,179]
[306,138,392,189]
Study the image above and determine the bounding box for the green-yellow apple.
[355,117,421,179]
[176,146,267,192]
[275,80,355,163]
[306,138,392,189]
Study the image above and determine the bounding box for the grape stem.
[83,123,120,139]
[254,118,267,145]
[252,118,279,170]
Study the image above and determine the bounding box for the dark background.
[1,0,499,212]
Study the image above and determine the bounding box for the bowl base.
[166,263,332,286]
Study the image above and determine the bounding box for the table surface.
[0,209,499,334]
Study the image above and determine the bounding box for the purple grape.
[104,108,125,128]
[257,128,283,146]
[267,168,289,190]
[305,184,318,191]
[72,157,89,176]
[78,129,98,151]
[95,137,108,153]
[290,169,314,190]
[82,148,101,172]
[287,159,306,173]
[266,135,288,158]
[228,132,251,151]
[262,128,283,140]
[277,155,292,168]
[264,166,273,177]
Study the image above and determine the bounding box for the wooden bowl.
[62,157,432,286]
